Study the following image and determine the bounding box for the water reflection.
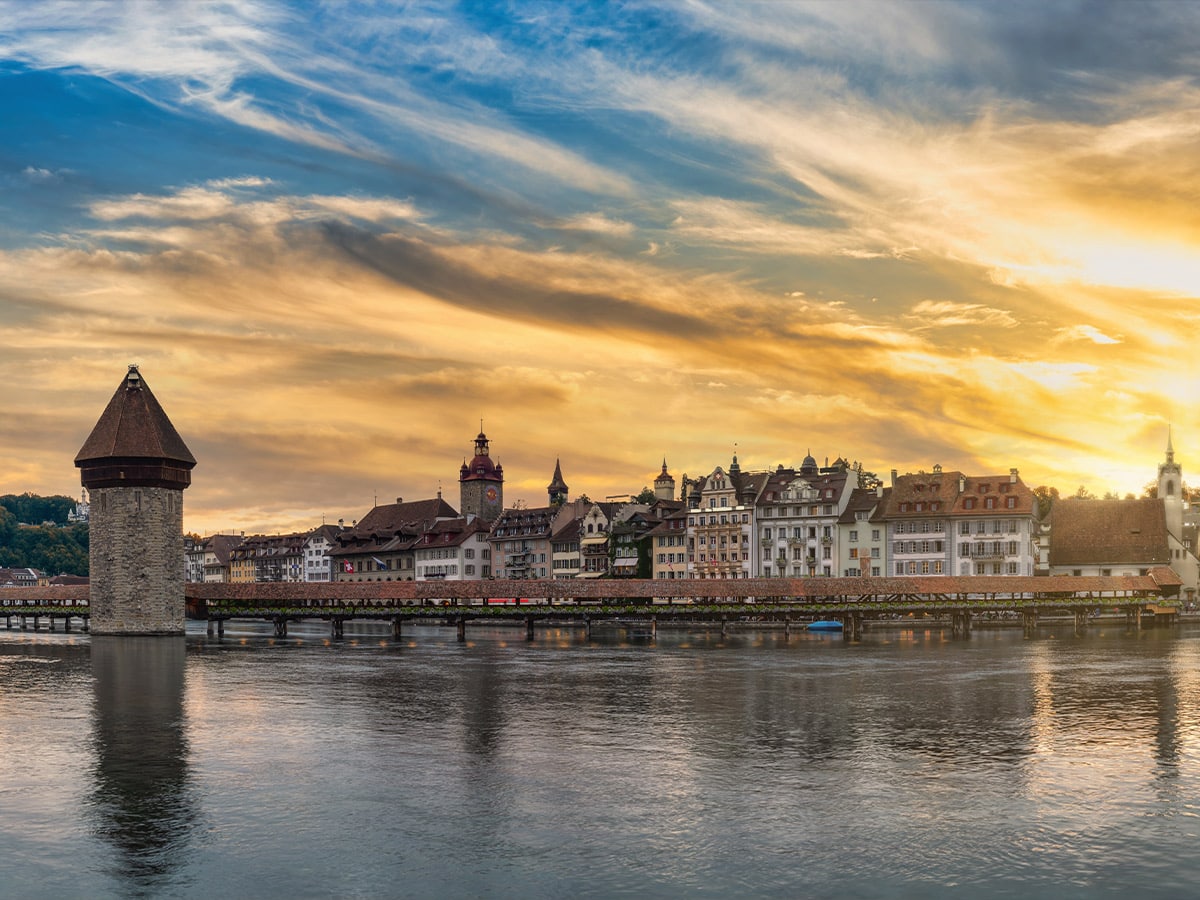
[88,637,195,896]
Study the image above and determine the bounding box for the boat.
[806,620,844,632]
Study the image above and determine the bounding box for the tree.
[634,486,657,505]
[1143,480,1194,501]
[1032,485,1059,519]
[1069,485,1096,500]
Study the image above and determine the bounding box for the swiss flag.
[342,560,353,573]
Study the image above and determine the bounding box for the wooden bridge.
[0,569,1184,641]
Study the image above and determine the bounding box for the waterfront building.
[197,534,242,583]
[184,535,204,583]
[838,487,886,577]
[459,429,504,522]
[610,506,659,578]
[649,504,689,580]
[876,466,1039,577]
[331,496,458,582]
[1047,438,1199,602]
[303,524,341,582]
[686,454,768,579]
[550,508,584,579]
[414,516,491,581]
[488,505,557,579]
[756,455,859,578]
[579,502,619,578]
[229,532,308,583]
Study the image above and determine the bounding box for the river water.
[1,618,1198,899]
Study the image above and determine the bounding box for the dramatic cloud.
[0,1,1196,532]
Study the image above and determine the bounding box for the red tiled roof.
[1048,498,1170,567]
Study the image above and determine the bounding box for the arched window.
[1167,480,1176,497]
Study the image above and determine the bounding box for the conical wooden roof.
[75,366,195,489]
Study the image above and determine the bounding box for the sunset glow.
[1,2,1197,534]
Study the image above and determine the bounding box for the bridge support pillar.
[19,615,26,630]
[63,617,71,633]
[331,618,344,639]
[48,616,55,632]
[1022,611,1037,637]
[392,618,402,640]
[206,619,214,636]
[1074,609,1087,634]
[525,616,535,641]
[843,612,863,641]
[783,618,791,638]
[32,615,39,631]
[650,616,657,641]
[273,617,287,638]
[457,617,466,642]
[721,617,728,636]
[584,617,591,640]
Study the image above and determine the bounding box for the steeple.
[1158,426,1183,540]
[547,458,569,506]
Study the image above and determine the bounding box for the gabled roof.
[354,497,458,534]
[1048,498,1170,567]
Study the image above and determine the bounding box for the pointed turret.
[75,365,196,490]
[654,458,676,501]
[547,458,569,506]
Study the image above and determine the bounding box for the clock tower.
[459,428,504,521]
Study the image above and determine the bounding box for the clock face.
[486,486,498,503]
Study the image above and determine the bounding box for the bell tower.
[459,427,504,521]
[1159,427,1184,540]
[75,366,196,634]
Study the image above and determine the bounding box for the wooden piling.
[456,617,466,642]
[391,618,402,640]
[525,616,535,641]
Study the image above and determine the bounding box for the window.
[1006,496,1016,509]
[849,530,858,542]
[763,528,772,540]
[871,529,880,541]
[959,522,970,535]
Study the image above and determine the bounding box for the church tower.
[547,458,569,506]
[654,458,675,501]
[75,366,196,635]
[1159,428,1184,539]
[459,428,504,521]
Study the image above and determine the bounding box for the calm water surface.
[1,619,1198,898]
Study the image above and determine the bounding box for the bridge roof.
[185,571,1181,604]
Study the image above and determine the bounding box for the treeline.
[0,494,88,576]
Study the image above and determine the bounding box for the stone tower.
[75,366,196,635]
[459,429,504,521]
[547,458,569,506]
[654,458,675,501]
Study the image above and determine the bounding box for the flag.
[372,556,388,570]
[342,560,353,573]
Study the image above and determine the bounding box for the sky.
[2,0,1198,536]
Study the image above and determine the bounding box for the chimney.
[396,497,403,504]
[958,475,966,493]
[1010,468,1018,484]
[890,469,897,486]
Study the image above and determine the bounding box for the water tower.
[75,366,196,634]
